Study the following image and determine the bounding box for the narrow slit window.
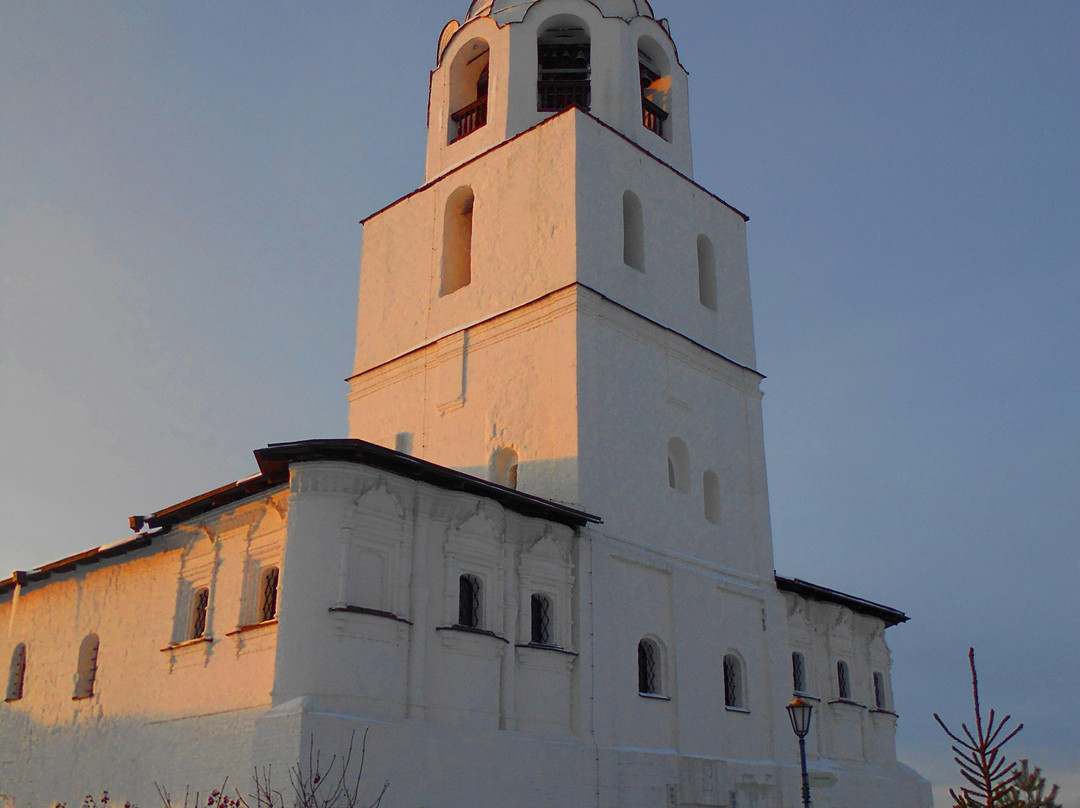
[837,660,852,700]
[703,470,721,523]
[723,654,745,709]
[259,566,280,623]
[531,593,553,645]
[6,643,27,702]
[73,634,99,700]
[638,638,661,695]
[792,652,807,694]
[458,574,482,629]
[667,437,690,494]
[441,187,475,296]
[697,234,717,311]
[623,191,645,271]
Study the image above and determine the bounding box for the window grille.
[638,639,660,695]
[73,634,99,700]
[723,654,744,708]
[259,567,280,623]
[190,588,210,640]
[458,574,482,629]
[6,643,26,701]
[837,660,852,699]
[873,671,887,710]
[531,594,553,645]
[792,652,807,693]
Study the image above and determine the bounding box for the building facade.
[1,1,932,806]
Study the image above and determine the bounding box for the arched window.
[873,671,887,710]
[458,573,482,629]
[723,654,746,709]
[448,38,490,143]
[188,587,210,640]
[490,447,519,489]
[638,638,661,695]
[258,566,280,623]
[697,234,717,311]
[6,643,26,702]
[531,593,553,645]
[623,191,645,271]
[73,634,99,700]
[792,651,808,694]
[837,660,852,700]
[703,470,721,523]
[667,437,690,494]
[638,37,671,140]
[441,186,474,296]
[537,18,590,112]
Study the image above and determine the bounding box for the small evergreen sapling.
[934,648,1024,808]
[1008,760,1062,808]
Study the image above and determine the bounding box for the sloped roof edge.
[775,575,909,627]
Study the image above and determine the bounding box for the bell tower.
[348,0,772,579]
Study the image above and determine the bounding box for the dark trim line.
[775,575,908,627]
[329,605,413,626]
[347,282,764,386]
[436,624,509,644]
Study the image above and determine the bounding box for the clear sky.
[1,1,1077,804]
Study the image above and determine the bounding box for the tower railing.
[450,98,488,142]
[642,98,668,137]
[537,80,591,112]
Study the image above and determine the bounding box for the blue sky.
[2,2,1077,803]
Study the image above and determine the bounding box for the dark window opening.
[724,654,745,708]
[531,594,553,645]
[190,588,209,640]
[638,639,660,695]
[873,671,887,710]
[792,652,807,693]
[458,574,482,629]
[73,634,99,700]
[259,567,280,623]
[6,643,26,702]
[837,661,852,699]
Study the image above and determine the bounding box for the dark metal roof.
[0,439,600,598]
[775,575,909,627]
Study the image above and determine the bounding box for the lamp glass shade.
[787,698,813,738]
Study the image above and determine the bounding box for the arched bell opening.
[448,37,491,143]
[638,35,671,141]
[537,16,591,113]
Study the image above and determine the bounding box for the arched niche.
[441,186,475,296]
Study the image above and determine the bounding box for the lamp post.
[786,697,814,808]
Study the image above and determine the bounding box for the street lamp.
[786,697,814,808]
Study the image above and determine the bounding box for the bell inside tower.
[537,18,591,113]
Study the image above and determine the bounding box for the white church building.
[0,2,933,806]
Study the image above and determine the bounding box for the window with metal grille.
[6,643,26,701]
[73,634,99,700]
[638,638,660,695]
[792,652,807,694]
[537,22,591,112]
[458,574,482,629]
[531,594,553,645]
[723,654,745,708]
[190,588,210,640]
[259,567,280,623]
[873,671,887,710]
[837,660,852,699]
